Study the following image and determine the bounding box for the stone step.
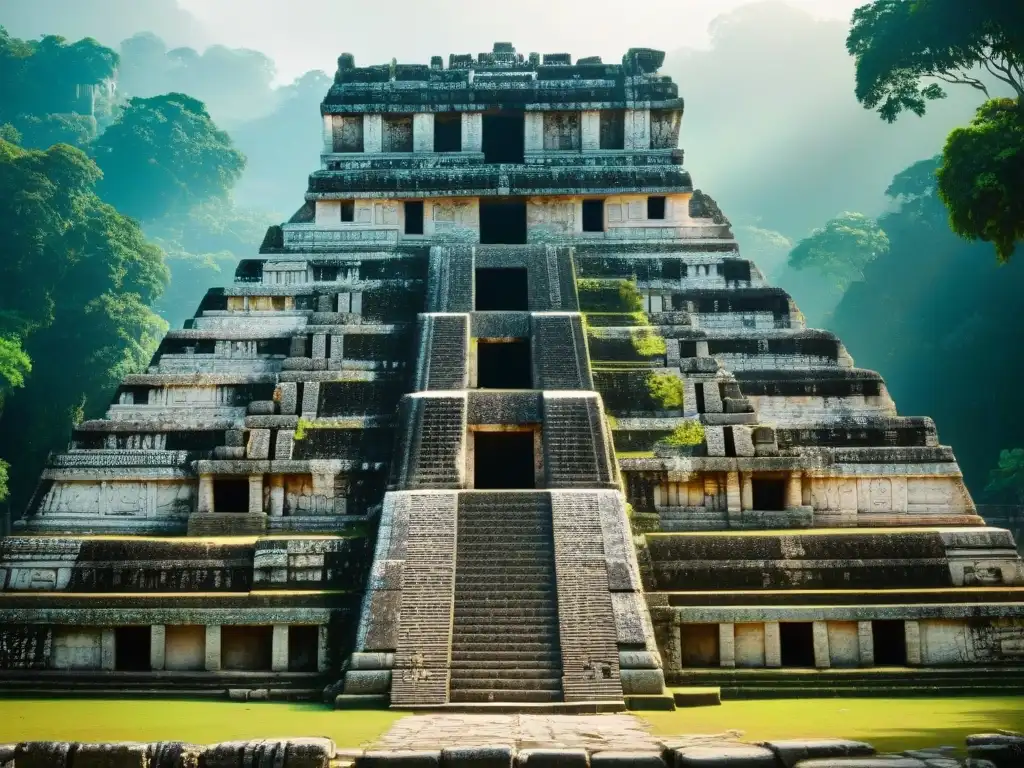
[449,688,563,704]
[451,641,558,653]
[457,534,553,544]
[454,594,557,606]
[455,565,554,577]
[450,654,562,667]
[451,668,561,681]
[453,632,559,646]
[449,676,562,692]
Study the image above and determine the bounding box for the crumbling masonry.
[1,44,1023,707]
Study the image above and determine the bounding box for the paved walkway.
[372,714,743,752]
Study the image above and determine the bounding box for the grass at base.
[0,700,405,747]
[642,696,1024,754]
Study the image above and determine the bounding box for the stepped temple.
[2,43,1024,708]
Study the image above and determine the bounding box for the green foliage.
[847,0,1024,123]
[985,448,1024,504]
[294,417,315,441]
[576,278,644,313]
[788,212,890,291]
[646,372,685,409]
[92,93,246,221]
[0,458,8,502]
[937,98,1024,263]
[660,420,706,447]
[631,327,667,357]
[0,336,31,399]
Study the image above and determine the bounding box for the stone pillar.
[312,333,327,359]
[330,334,344,361]
[272,624,289,672]
[581,110,601,151]
[317,625,330,673]
[764,621,781,668]
[363,114,383,153]
[322,114,333,154]
[682,381,699,417]
[461,112,482,152]
[652,483,662,509]
[741,473,754,511]
[695,340,710,358]
[666,622,682,673]
[726,471,742,525]
[413,113,434,153]
[625,109,650,150]
[719,623,735,668]
[857,621,875,666]
[786,473,803,510]
[665,339,681,367]
[524,112,544,152]
[205,625,221,671]
[248,475,264,514]
[904,620,922,666]
[268,475,285,517]
[101,628,116,671]
[150,625,166,671]
[812,621,831,669]
[198,474,214,514]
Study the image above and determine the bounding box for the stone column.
[812,621,831,669]
[666,622,682,674]
[248,475,264,514]
[786,473,803,510]
[330,334,344,362]
[904,620,922,666]
[413,113,434,153]
[461,112,482,152]
[625,109,650,150]
[272,625,289,672]
[764,621,781,668]
[719,623,736,668]
[726,471,742,525]
[857,621,875,666]
[322,114,333,154]
[581,110,601,151]
[198,474,214,514]
[695,340,710,358]
[317,625,330,673]
[363,114,383,153]
[682,381,699,418]
[524,112,544,152]
[268,475,285,517]
[741,473,754,511]
[205,625,221,671]
[312,333,327,359]
[100,628,116,671]
[150,625,166,671]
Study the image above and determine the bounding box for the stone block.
[440,745,514,768]
[591,752,667,768]
[705,426,726,457]
[277,383,298,415]
[673,744,776,766]
[967,733,1024,768]
[621,668,666,695]
[344,669,392,695]
[620,650,661,669]
[225,430,245,447]
[350,652,395,670]
[761,739,875,768]
[285,738,336,768]
[145,742,203,768]
[789,760,926,767]
[0,745,13,767]
[14,742,73,768]
[247,429,271,460]
[516,749,588,768]
[70,743,149,768]
[301,382,320,417]
[357,751,441,768]
[248,401,275,415]
[275,430,295,461]
[732,427,755,457]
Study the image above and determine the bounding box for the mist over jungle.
[0,0,1021,515]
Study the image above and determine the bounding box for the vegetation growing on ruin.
[646,372,685,410]
[631,327,667,357]
[576,278,644,313]
[659,420,706,447]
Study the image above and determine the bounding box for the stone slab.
[516,749,588,768]
[673,744,776,767]
[440,745,514,768]
[591,752,668,768]
[761,740,876,768]
[72,743,150,768]
[358,751,441,768]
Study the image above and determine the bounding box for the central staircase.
[450,492,564,703]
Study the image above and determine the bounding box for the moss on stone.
[661,420,705,446]
[646,373,685,409]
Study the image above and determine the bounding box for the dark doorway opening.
[404,201,424,235]
[475,268,528,311]
[474,431,535,489]
[680,624,720,667]
[289,626,320,672]
[752,478,787,511]
[648,196,666,220]
[582,199,605,232]
[872,620,907,666]
[779,622,816,667]
[434,113,462,152]
[482,110,525,164]
[213,478,249,513]
[478,340,532,389]
[222,626,273,671]
[480,199,527,244]
[115,626,151,671]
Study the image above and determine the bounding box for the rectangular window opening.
[213,478,249,513]
[872,620,908,666]
[313,264,339,282]
[582,199,605,233]
[482,110,525,164]
[475,268,528,311]
[332,115,364,153]
[477,339,532,389]
[382,114,413,153]
[648,196,666,220]
[473,431,536,489]
[288,626,320,672]
[680,624,720,667]
[752,478,787,511]
[779,622,816,668]
[479,198,527,244]
[434,113,462,152]
[115,626,152,671]
[221,625,273,671]
[404,201,424,235]
[599,109,625,150]
[340,201,355,222]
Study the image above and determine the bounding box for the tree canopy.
[847,0,1024,122]
[787,212,890,290]
[91,92,246,220]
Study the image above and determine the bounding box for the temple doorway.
[482,110,525,163]
[474,431,535,489]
